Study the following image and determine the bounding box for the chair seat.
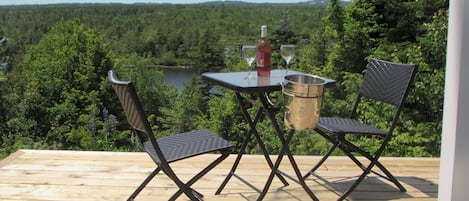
[317,117,388,137]
[143,129,232,164]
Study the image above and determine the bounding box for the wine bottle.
[256,25,271,77]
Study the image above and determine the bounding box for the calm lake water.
[160,67,196,91]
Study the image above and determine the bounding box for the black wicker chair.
[108,70,232,201]
[303,59,417,200]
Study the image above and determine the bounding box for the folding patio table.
[202,69,335,201]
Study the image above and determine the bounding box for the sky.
[0,0,311,6]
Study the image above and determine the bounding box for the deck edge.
[0,149,26,167]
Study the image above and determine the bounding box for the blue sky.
[0,0,312,6]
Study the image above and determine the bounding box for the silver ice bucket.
[282,74,325,130]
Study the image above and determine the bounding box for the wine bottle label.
[256,52,271,68]
[257,52,265,67]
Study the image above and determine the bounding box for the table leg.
[256,93,319,201]
[216,92,289,195]
[234,93,289,186]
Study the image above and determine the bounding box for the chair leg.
[341,144,367,171]
[164,168,201,201]
[169,187,202,201]
[304,128,341,179]
[337,160,376,201]
[303,144,337,180]
[169,152,231,201]
[340,139,407,192]
[332,141,406,201]
[127,167,161,201]
[374,160,407,192]
[312,131,406,200]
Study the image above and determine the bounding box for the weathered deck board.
[0,149,439,201]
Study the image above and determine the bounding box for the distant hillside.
[0,0,345,7]
[199,0,332,6]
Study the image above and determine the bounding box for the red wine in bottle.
[256,25,271,77]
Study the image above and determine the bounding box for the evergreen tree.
[271,11,299,69]
[3,19,116,151]
[324,0,345,41]
[159,77,206,133]
[188,28,224,73]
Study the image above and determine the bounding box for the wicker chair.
[303,59,418,200]
[108,70,232,201]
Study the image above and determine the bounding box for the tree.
[297,0,345,74]
[323,0,345,41]
[159,77,205,134]
[300,0,448,157]
[271,11,299,69]
[188,28,224,73]
[3,19,116,152]
[272,11,298,47]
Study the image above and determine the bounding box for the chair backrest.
[108,70,166,162]
[352,59,417,133]
[108,70,152,134]
[358,58,417,106]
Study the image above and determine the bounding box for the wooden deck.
[0,149,439,201]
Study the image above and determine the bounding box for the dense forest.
[0,0,448,159]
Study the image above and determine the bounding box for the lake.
[160,67,196,92]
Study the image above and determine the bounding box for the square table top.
[202,69,335,93]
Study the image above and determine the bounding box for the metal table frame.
[202,70,335,201]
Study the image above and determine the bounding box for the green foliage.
[323,0,345,40]
[159,77,207,133]
[318,0,447,157]
[1,19,121,155]
[188,28,224,73]
[0,1,448,158]
[206,91,243,149]
[0,4,325,70]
